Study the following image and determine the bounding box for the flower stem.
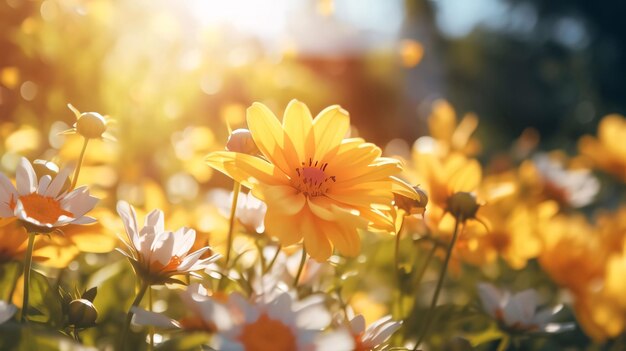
[413,240,437,287]
[20,232,36,323]
[265,244,282,274]
[413,216,461,350]
[120,281,149,350]
[7,261,21,302]
[394,229,404,319]
[497,335,510,351]
[293,244,307,288]
[225,181,241,266]
[148,286,154,351]
[70,137,89,190]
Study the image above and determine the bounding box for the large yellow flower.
[206,100,418,260]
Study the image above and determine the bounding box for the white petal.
[172,227,196,257]
[532,304,562,328]
[144,209,165,234]
[314,329,355,351]
[45,166,72,197]
[71,216,97,225]
[130,307,180,329]
[60,187,98,217]
[268,293,295,325]
[0,301,17,324]
[477,283,503,318]
[196,299,232,331]
[350,315,366,334]
[36,175,52,195]
[116,201,140,250]
[177,246,211,271]
[365,318,402,346]
[16,158,37,195]
[0,172,18,206]
[503,289,538,327]
[151,232,176,266]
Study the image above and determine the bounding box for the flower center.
[238,313,297,351]
[293,158,336,197]
[14,193,73,224]
[150,255,182,273]
[179,316,216,332]
[353,332,368,351]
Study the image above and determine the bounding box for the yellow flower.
[206,100,418,261]
[578,113,626,182]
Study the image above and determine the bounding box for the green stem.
[20,232,36,323]
[394,229,404,319]
[413,240,437,287]
[497,335,510,351]
[7,261,21,302]
[225,182,241,266]
[413,216,462,350]
[293,244,307,288]
[265,244,282,274]
[73,326,81,343]
[148,286,154,351]
[120,281,149,350]
[70,137,89,190]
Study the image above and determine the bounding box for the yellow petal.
[449,158,482,192]
[261,185,306,215]
[320,220,360,258]
[307,196,335,221]
[390,176,419,199]
[312,105,350,162]
[247,103,297,176]
[303,215,332,261]
[283,99,314,161]
[205,151,288,188]
[264,208,302,246]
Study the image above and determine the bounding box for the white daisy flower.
[216,292,331,351]
[533,153,600,208]
[0,157,97,232]
[316,314,402,351]
[0,300,17,324]
[478,283,574,333]
[131,283,231,332]
[116,201,221,284]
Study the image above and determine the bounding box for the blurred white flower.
[0,300,17,324]
[116,201,220,284]
[478,283,574,333]
[216,292,330,351]
[208,189,267,234]
[131,286,331,351]
[316,314,402,351]
[533,154,599,208]
[0,157,97,232]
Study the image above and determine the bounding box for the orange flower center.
[353,332,368,351]
[238,313,297,351]
[294,158,336,197]
[149,255,182,273]
[179,316,216,332]
[13,193,73,224]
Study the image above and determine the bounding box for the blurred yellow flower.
[579,113,626,182]
[206,100,418,261]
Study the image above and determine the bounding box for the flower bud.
[68,298,98,328]
[394,186,428,215]
[446,192,480,222]
[76,112,107,139]
[226,129,260,155]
